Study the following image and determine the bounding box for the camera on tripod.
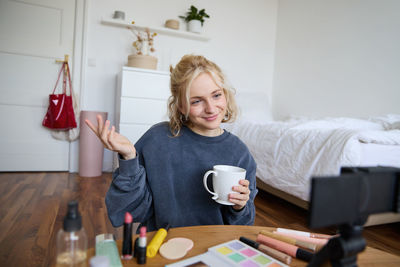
[307,166,400,267]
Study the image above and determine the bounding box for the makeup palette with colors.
[166,239,288,267]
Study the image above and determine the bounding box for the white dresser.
[115,67,170,146]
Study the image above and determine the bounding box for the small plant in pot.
[179,5,210,33]
[127,26,158,70]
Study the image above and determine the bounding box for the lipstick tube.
[121,212,133,260]
[137,226,147,264]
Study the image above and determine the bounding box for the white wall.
[80,0,278,171]
[272,0,400,120]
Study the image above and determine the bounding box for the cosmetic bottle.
[56,201,88,267]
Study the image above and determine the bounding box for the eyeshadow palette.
[208,240,287,267]
[166,239,288,267]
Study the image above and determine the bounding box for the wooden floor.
[0,172,399,267]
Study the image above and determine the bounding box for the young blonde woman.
[86,55,257,231]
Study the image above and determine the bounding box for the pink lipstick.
[137,226,147,264]
[121,212,133,260]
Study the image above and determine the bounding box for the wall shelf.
[101,18,210,42]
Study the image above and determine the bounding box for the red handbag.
[42,62,77,130]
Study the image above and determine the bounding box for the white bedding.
[224,116,400,201]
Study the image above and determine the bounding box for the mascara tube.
[121,212,133,260]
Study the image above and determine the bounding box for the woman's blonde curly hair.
[168,54,238,136]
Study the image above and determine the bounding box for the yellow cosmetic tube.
[146,224,170,258]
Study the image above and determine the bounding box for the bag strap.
[65,62,74,96]
[62,62,67,94]
[52,61,75,96]
[52,63,65,94]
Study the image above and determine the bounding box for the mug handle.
[203,170,218,200]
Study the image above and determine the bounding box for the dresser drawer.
[120,69,170,100]
[119,98,168,124]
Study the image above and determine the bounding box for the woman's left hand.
[229,179,251,211]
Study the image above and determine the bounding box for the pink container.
[79,110,108,177]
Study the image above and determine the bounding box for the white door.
[0,0,76,171]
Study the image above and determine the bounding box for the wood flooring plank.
[42,175,59,196]
[0,187,35,241]
[30,197,60,266]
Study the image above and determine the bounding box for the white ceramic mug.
[203,165,246,205]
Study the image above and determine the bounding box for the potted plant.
[179,5,210,33]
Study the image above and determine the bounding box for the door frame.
[69,0,88,172]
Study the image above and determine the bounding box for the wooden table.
[87,225,400,266]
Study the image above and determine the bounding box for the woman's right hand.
[85,115,136,160]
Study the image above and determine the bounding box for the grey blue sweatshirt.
[106,122,257,231]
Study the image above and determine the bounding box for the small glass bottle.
[56,200,88,267]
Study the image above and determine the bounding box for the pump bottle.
[56,200,88,267]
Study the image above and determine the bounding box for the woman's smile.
[203,114,219,121]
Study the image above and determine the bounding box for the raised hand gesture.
[85,115,136,160]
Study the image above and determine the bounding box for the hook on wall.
[55,54,69,63]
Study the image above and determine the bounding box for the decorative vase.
[188,20,202,33]
[127,54,158,70]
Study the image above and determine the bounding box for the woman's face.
[182,72,227,136]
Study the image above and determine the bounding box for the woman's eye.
[213,93,222,98]
[191,100,201,105]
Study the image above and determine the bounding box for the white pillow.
[234,91,273,124]
[369,114,400,130]
[286,115,384,131]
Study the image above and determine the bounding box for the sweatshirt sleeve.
[105,155,154,227]
[222,148,258,225]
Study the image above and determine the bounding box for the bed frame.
[256,178,400,227]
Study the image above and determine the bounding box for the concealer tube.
[147,224,170,258]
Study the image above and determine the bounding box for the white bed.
[223,114,400,225]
